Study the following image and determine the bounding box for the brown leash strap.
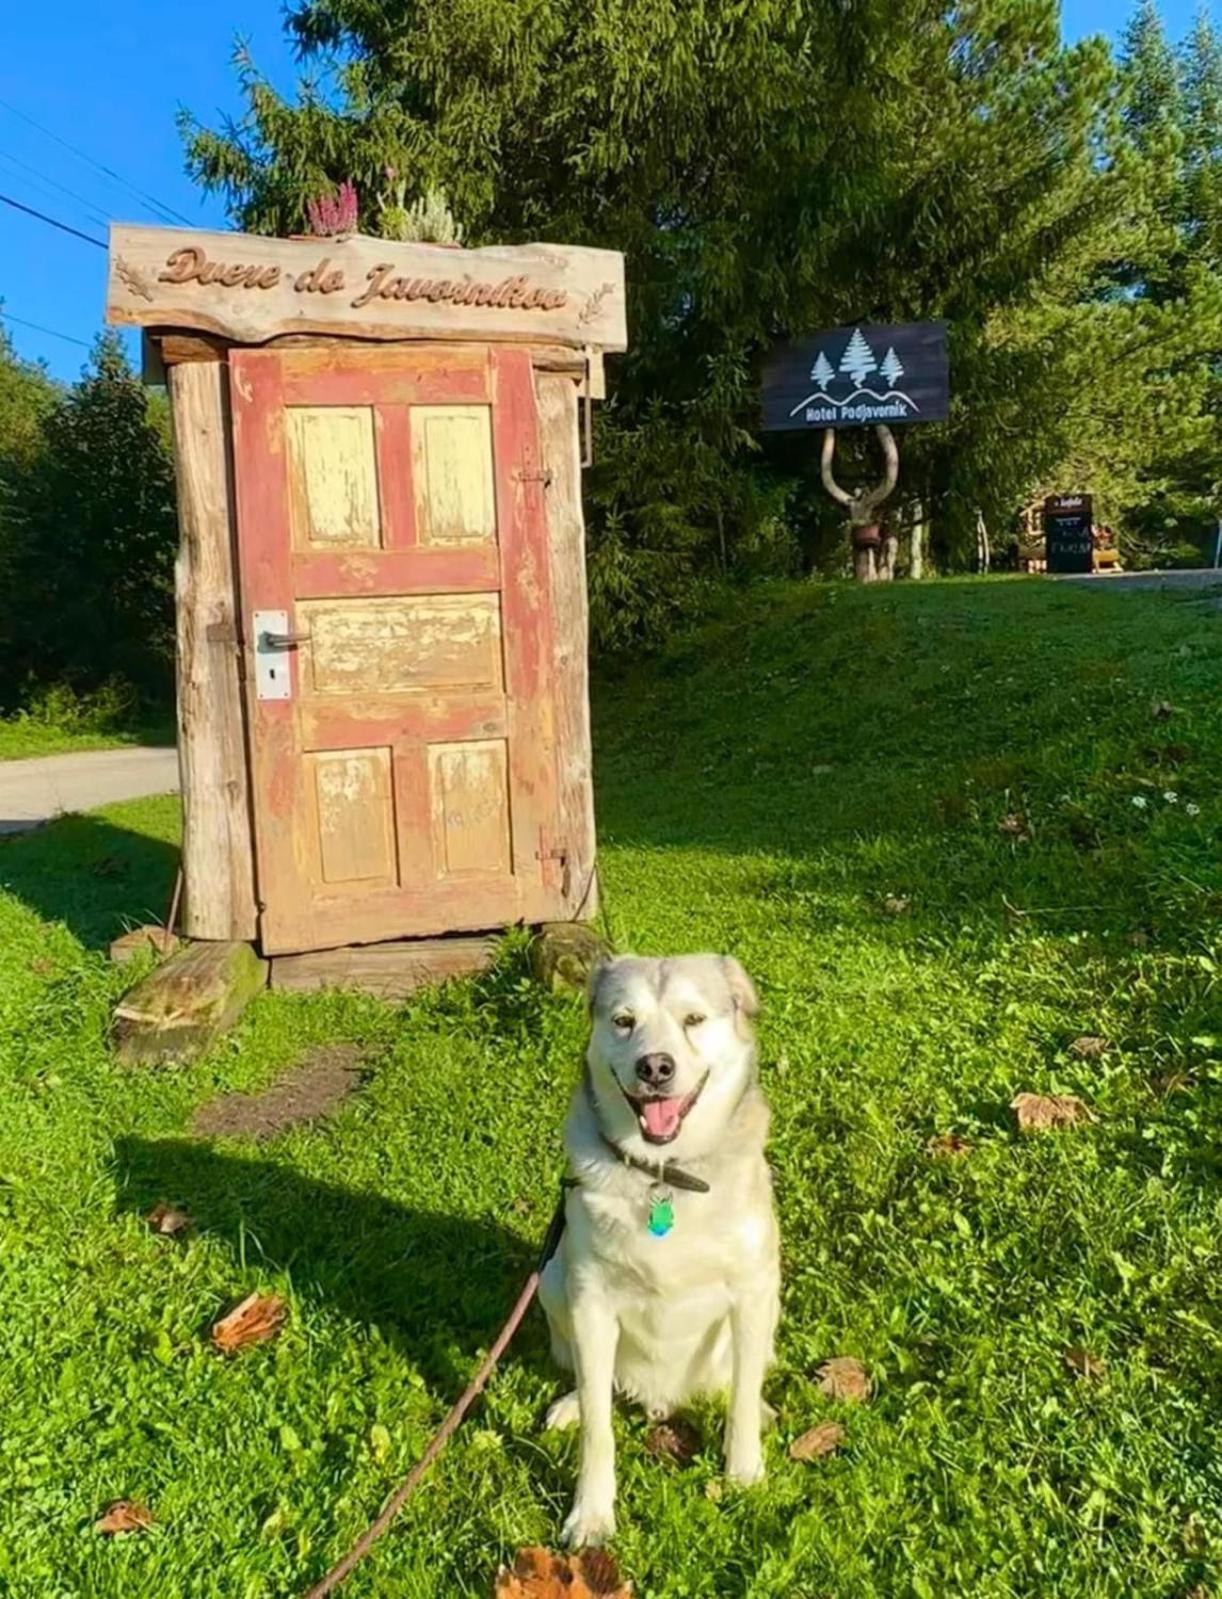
[301,1186,573,1598]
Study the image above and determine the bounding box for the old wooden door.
[230,343,566,955]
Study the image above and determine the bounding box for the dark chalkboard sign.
[762,321,949,432]
[1044,494,1094,574]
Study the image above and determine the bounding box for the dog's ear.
[721,956,759,1019]
[586,955,615,1014]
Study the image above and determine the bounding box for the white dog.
[539,953,780,1547]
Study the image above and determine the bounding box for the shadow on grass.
[0,812,178,950]
[113,1137,544,1393]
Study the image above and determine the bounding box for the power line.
[0,146,113,229]
[0,191,106,249]
[0,96,194,227]
[0,308,92,348]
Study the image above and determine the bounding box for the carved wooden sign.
[107,225,627,352]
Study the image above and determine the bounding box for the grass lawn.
[0,576,1219,1598]
[0,714,175,762]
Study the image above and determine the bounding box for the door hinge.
[205,620,238,645]
[513,468,553,486]
[536,840,571,897]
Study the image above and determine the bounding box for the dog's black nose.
[635,1052,676,1088]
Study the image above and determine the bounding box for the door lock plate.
[253,610,292,701]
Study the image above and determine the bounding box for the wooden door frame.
[159,333,598,951]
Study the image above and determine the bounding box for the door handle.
[261,630,308,650]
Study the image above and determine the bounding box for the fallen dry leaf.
[882,895,911,916]
[815,1357,872,1404]
[210,1292,287,1355]
[928,1132,973,1158]
[1069,1035,1109,1059]
[1152,1070,1194,1098]
[1011,1092,1093,1132]
[789,1421,845,1462]
[494,1546,631,1598]
[644,1419,700,1465]
[1127,929,1151,948]
[94,1499,154,1535]
[1181,1515,1207,1555]
[146,1202,192,1237]
[998,812,1030,841]
[1151,699,1175,721]
[30,956,56,977]
[1063,1347,1106,1381]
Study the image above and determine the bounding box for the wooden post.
[167,354,258,941]
[910,498,925,580]
[536,371,598,920]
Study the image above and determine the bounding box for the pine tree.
[178,0,1221,605]
[839,330,877,388]
[3,335,176,700]
[1121,0,1181,139]
[880,347,904,389]
[810,350,835,390]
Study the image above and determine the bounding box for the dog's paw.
[760,1399,777,1433]
[561,1499,616,1549]
[725,1450,766,1487]
[545,1390,581,1431]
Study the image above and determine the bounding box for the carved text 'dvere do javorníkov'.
[157,246,570,313]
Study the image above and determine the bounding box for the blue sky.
[0,0,1213,381]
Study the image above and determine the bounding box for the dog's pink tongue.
[641,1097,683,1140]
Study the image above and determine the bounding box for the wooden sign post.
[107,224,626,1013]
[761,321,949,581]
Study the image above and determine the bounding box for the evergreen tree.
[3,335,177,703]
[810,350,835,390]
[839,330,878,388]
[180,0,1222,612]
[880,347,904,389]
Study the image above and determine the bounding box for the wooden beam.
[154,333,608,397]
[112,940,267,1065]
[169,359,259,940]
[109,225,627,353]
[270,935,498,999]
[535,372,598,919]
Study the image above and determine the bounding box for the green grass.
[0,714,175,761]
[0,576,1219,1598]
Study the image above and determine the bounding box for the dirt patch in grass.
[191,1043,367,1140]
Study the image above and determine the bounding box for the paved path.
[0,747,179,835]
[1053,568,1222,591]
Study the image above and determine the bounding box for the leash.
[300,1185,574,1598]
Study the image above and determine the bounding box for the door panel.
[285,406,382,548]
[231,343,564,954]
[298,594,503,697]
[411,405,497,545]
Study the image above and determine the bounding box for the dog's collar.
[597,1131,711,1193]
[583,1069,711,1193]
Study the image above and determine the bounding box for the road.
[1053,568,1222,591]
[0,746,179,835]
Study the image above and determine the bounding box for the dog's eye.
[612,1013,634,1033]
[684,1013,707,1029]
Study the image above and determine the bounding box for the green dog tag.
[648,1187,674,1237]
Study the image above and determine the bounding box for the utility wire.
[0,96,193,226]
[0,308,92,348]
[0,146,113,229]
[0,191,106,248]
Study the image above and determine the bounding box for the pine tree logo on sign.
[794,328,916,423]
[761,321,948,432]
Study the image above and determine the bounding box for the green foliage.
[181,1,1221,630]
[0,579,1219,1592]
[376,174,464,244]
[0,334,177,708]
